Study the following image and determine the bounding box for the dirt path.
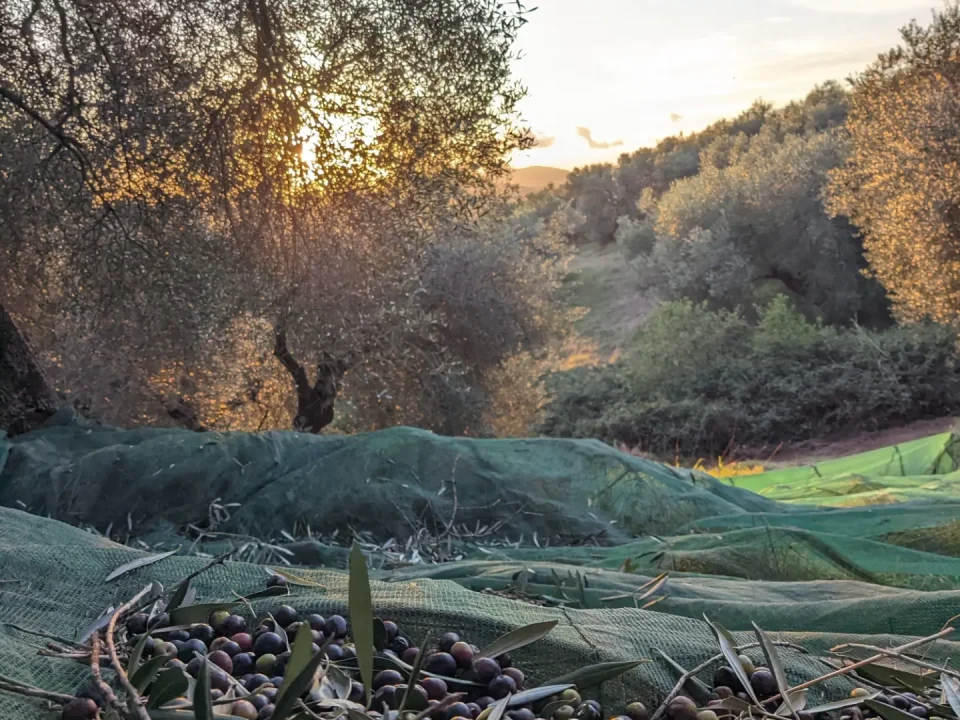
[762,416,958,467]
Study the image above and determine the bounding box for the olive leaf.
[277,622,316,706]
[127,631,153,676]
[865,699,922,720]
[165,578,192,615]
[805,694,879,715]
[507,685,574,707]
[147,668,190,709]
[131,655,171,693]
[327,662,354,700]
[350,543,375,708]
[704,615,759,706]
[775,691,808,716]
[856,665,937,691]
[942,674,960,718]
[193,659,213,720]
[267,567,326,588]
[399,633,431,714]
[543,659,648,688]
[656,649,712,705]
[477,621,559,660]
[170,601,240,626]
[79,607,116,644]
[752,623,794,716]
[374,653,484,688]
[272,645,329,720]
[488,694,512,720]
[106,550,178,582]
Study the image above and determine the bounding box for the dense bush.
[539,298,960,457]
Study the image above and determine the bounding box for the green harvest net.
[4,410,960,718]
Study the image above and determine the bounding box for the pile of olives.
[658,654,939,720]
[82,574,651,720]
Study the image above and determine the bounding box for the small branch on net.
[830,642,960,680]
[0,675,76,705]
[105,586,154,720]
[89,632,121,711]
[766,628,955,706]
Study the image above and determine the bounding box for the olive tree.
[0,0,559,433]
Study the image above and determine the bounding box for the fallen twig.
[105,585,154,720]
[0,675,75,705]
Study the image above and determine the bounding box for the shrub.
[539,299,960,457]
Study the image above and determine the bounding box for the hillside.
[510,165,569,194]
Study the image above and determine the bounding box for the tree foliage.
[540,299,960,457]
[0,0,567,434]
[826,3,960,324]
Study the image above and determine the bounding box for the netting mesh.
[4,508,959,720]
[5,415,960,719]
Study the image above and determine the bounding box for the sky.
[509,0,939,170]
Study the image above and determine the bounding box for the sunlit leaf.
[128,631,152,676]
[752,623,794,715]
[350,543,374,708]
[543,659,648,689]
[194,659,213,720]
[942,674,960,718]
[267,567,326,588]
[277,622,315,706]
[477,621,558,660]
[704,615,759,705]
[106,550,178,582]
[147,668,190,709]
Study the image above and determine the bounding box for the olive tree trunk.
[0,303,58,435]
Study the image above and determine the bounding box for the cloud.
[670,112,684,122]
[576,126,624,150]
[532,133,556,148]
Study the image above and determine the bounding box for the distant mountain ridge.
[510,165,569,194]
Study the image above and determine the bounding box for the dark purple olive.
[447,703,472,720]
[325,615,348,638]
[324,644,343,661]
[253,632,286,657]
[61,698,99,720]
[168,630,191,643]
[908,708,928,718]
[425,652,457,677]
[472,658,501,683]
[190,624,216,645]
[450,642,474,669]
[306,614,326,632]
[391,636,410,654]
[233,652,255,676]
[270,676,284,688]
[349,681,366,703]
[372,685,399,711]
[402,647,420,664]
[502,667,524,688]
[466,703,482,719]
[509,710,536,720]
[383,621,399,639]
[222,615,247,636]
[267,574,288,588]
[208,650,233,674]
[245,674,272,691]
[475,697,495,710]
[751,668,777,698]
[438,633,460,653]
[421,676,448,700]
[232,633,254,653]
[126,613,150,636]
[489,675,517,699]
[165,658,187,670]
[374,670,404,689]
[274,606,297,628]
[186,658,203,677]
[258,704,275,720]
[179,639,208,663]
[495,653,512,669]
[148,613,170,630]
[714,667,744,693]
[210,668,230,693]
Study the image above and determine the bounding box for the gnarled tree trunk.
[274,329,348,433]
[0,303,58,435]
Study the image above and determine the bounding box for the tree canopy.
[0,0,570,434]
[826,3,960,324]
